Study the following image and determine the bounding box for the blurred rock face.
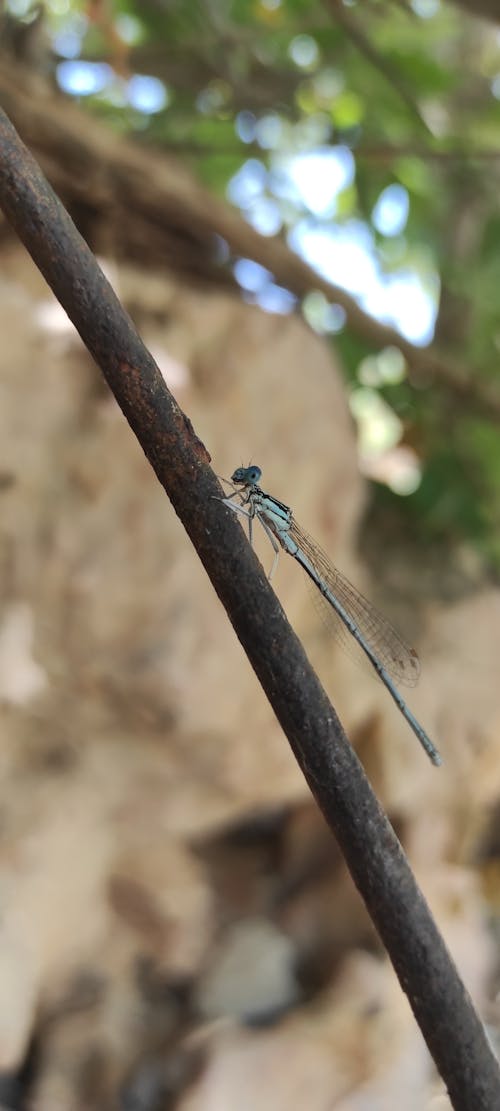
[0,245,499,1109]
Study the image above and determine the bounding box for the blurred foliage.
[4,0,500,567]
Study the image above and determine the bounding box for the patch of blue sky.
[255,284,297,314]
[255,114,285,150]
[291,221,438,344]
[227,160,268,208]
[229,134,438,342]
[290,220,375,294]
[245,199,283,236]
[235,111,257,144]
[372,184,409,237]
[56,60,112,97]
[233,261,295,315]
[271,146,354,217]
[52,18,87,60]
[363,270,438,344]
[233,259,272,293]
[127,75,169,114]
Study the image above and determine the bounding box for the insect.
[221,464,441,766]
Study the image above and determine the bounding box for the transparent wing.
[289,519,420,688]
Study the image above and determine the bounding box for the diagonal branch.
[0,108,499,1110]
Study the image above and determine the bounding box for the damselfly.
[221,464,441,767]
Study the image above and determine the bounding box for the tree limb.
[326,0,432,134]
[450,0,500,24]
[1,62,499,418]
[0,107,499,1110]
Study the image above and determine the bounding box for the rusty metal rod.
[0,108,498,1109]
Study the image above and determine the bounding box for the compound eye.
[230,464,262,486]
[247,466,262,484]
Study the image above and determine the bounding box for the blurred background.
[2,0,500,1107]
